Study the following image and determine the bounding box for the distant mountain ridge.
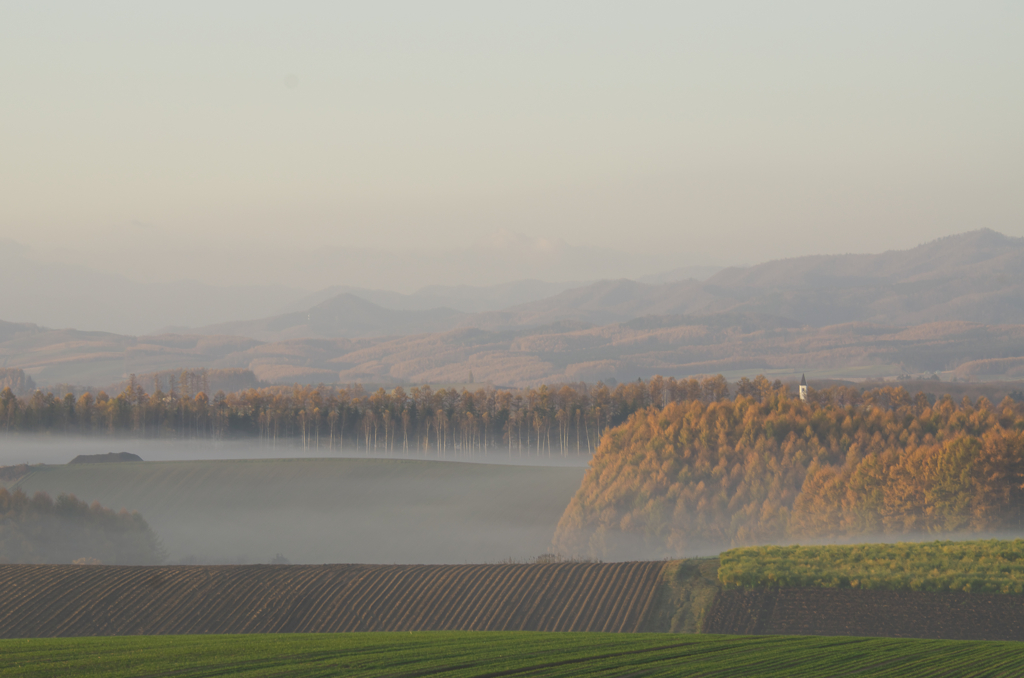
[485,228,1024,330]
[696,229,1024,326]
[4,229,1024,388]
[0,235,687,335]
[184,229,1024,342]
[285,279,590,314]
[713,229,1021,288]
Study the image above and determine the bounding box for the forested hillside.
[553,382,1024,559]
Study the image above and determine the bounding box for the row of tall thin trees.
[0,371,751,458]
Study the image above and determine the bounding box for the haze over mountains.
[184,229,1024,341]
[0,239,306,336]
[3,230,1024,389]
[0,233,695,335]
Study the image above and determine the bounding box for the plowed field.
[0,561,666,638]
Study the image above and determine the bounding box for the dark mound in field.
[704,588,1024,641]
[0,562,665,638]
[68,452,142,464]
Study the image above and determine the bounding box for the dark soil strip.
[704,587,1024,641]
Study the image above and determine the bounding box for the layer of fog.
[0,436,590,468]
[11,456,586,565]
[7,437,1022,566]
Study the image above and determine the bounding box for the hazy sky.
[2,2,1022,288]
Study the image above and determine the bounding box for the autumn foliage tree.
[553,383,1024,560]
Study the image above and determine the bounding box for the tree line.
[554,383,1024,559]
[0,370,744,457]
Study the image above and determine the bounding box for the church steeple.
[799,374,807,401]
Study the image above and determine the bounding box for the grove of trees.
[553,381,1024,559]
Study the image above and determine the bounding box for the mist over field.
[5,454,584,565]
[0,438,589,564]
[0,436,589,468]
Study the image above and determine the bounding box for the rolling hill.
[6,315,1024,388]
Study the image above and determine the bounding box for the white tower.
[799,374,807,401]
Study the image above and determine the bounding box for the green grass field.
[719,540,1024,593]
[2,632,1022,677]
[11,458,583,564]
